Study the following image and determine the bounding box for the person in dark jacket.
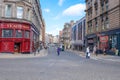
[57,47,61,56]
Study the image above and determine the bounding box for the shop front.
[0,22,31,53]
[99,28,120,55]
[100,36,108,50]
[86,34,96,51]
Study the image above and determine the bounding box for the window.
[106,3,109,11]
[17,7,23,18]
[5,4,12,17]
[26,8,30,20]
[102,22,105,30]
[78,22,82,40]
[105,17,109,29]
[95,18,98,31]
[16,30,22,38]
[88,21,92,33]
[24,31,30,38]
[2,29,13,38]
[90,21,92,33]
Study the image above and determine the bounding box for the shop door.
[14,43,21,53]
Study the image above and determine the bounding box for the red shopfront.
[100,36,109,50]
[0,22,32,53]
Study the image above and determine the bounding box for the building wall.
[0,0,44,53]
[86,0,119,34]
[71,17,86,51]
[62,23,71,49]
[85,0,120,54]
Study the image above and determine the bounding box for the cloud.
[44,8,50,13]
[58,0,64,6]
[62,3,85,16]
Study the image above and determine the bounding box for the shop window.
[109,35,117,48]
[16,30,22,38]
[5,4,12,17]
[17,6,23,18]
[2,29,13,38]
[25,31,30,38]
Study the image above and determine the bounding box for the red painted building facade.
[0,21,34,53]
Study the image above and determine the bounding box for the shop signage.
[100,36,108,42]
[0,23,30,30]
[88,39,94,43]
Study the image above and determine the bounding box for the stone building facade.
[85,0,120,55]
[62,21,74,49]
[0,0,44,53]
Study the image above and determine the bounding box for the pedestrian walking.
[86,46,90,59]
[57,47,61,56]
[93,45,96,55]
[96,46,99,56]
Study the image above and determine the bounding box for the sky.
[40,0,85,36]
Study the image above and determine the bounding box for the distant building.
[59,30,63,43]
[85,0,120,55]
[45,33,54,44]
[71,17,86,51]
[53,35,59,44]
[62,21,74,49]
[0,0,44,53]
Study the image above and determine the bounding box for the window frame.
[17,6,24,18]
[5,4,12,17]
[24,30,30,38]
[15,29,23,38]
[2,29,13,38]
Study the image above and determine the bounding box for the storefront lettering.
[0,23,30,29]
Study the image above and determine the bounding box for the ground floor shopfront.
[71,41,85,51]
[0,21,40,53]
[86,28,120,56]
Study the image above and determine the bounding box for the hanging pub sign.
[100,36,108,42]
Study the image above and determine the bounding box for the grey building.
[71,17,86,51]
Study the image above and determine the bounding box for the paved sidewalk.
[67,49,120,62]
[0,49,48,59]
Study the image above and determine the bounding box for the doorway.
[14,43,21,53]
